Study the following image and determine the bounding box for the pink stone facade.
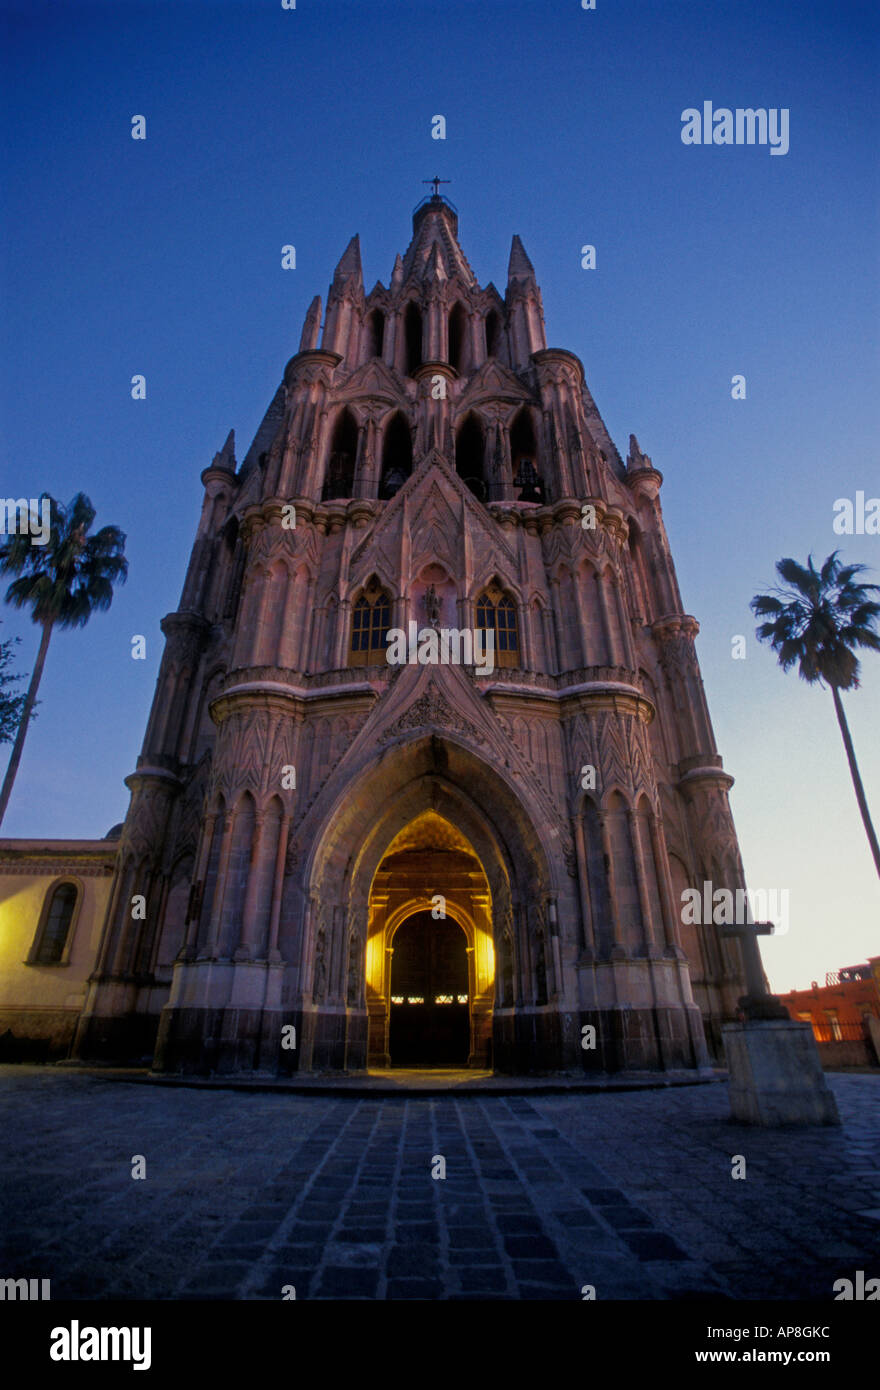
[63,195,748,1075]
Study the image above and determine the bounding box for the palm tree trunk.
[831,683,880,880]
[0,620,53,830]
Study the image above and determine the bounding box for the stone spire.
[401,195,476,288]
[332,234,363,287]
[627,434,654,471]
[299,295,322,352]
[210,429,236,474]
[505,234,545,365]
[507,234,536,284]
[322,235,364,358]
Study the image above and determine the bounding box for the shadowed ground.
[1,1068,877,1300]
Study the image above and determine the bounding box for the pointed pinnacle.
[300,294,322,351]
[628,433,646,468]
[212,429,236,472]
[508,234,536,282]
[334,234,363,281]
[425,240,446,281]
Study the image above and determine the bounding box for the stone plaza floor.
[1,1067,878,1301]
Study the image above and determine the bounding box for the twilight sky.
[1,0,877,992]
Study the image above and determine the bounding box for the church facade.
[0,194,750,1075]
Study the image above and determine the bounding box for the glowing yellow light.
[365,932,384,994]
[406,996,424,1005]
[457,994,468,1004]
[391,996,404,1005]
[434,994,453,1004]
[483,933,495,982]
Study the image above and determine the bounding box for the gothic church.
[0,193,749,1076]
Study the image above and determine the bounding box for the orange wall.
[780,971,879,1031]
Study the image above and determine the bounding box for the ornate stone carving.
[567,707,655,806]
[346,932,362,1006]
[173,756,211,865]
[498,931,514,1007]
[658,634,698,681]
[284,837,299,874]
[378,680,486,746]
[209,707,298,804]
[409,483,459,573]
[654,618,701,683]
[535,932,548,1005]
[160,613,208,671]
[312,926,327,1001]
[122,781,176,866]
[0,858,114,877]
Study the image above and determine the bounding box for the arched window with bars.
[475,581,519,669]
[350,578,393,666]
[30,881,79,964]
[510,408,545,503]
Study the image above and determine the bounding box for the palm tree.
[0,493,128,828]
[0,621,29,744]
[751,551,880,879]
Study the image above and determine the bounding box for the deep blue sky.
[1,0,877,990]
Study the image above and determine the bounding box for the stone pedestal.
[723,1019,840,1126]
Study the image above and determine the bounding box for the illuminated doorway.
[389,912,470,1065]
[364,811,495,1069]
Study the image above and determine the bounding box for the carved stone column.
[237,812,267,958]
[628,806,657,953]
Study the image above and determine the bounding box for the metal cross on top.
[423,176,450,198]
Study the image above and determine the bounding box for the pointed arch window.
[379,413,413,499]
[510,408,545,503]
[350,578,392,666]
[485,309,501,359]
[448,302,467,373]
[366,307,385,360]
[476,581,519,668]
[322,409,358,501]
[404,302,423,375]
[30,881,79,965]
[455,414,486,501]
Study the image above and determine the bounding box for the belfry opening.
[365,812,495,1069]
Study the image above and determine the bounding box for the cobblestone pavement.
[1,1068,878,1300]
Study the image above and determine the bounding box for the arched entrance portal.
[389,912,470,1065]
[365,810,495,1069]
[297,723,560,1073]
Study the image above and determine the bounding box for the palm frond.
[0,492,127,631]
[752,550,880,689]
